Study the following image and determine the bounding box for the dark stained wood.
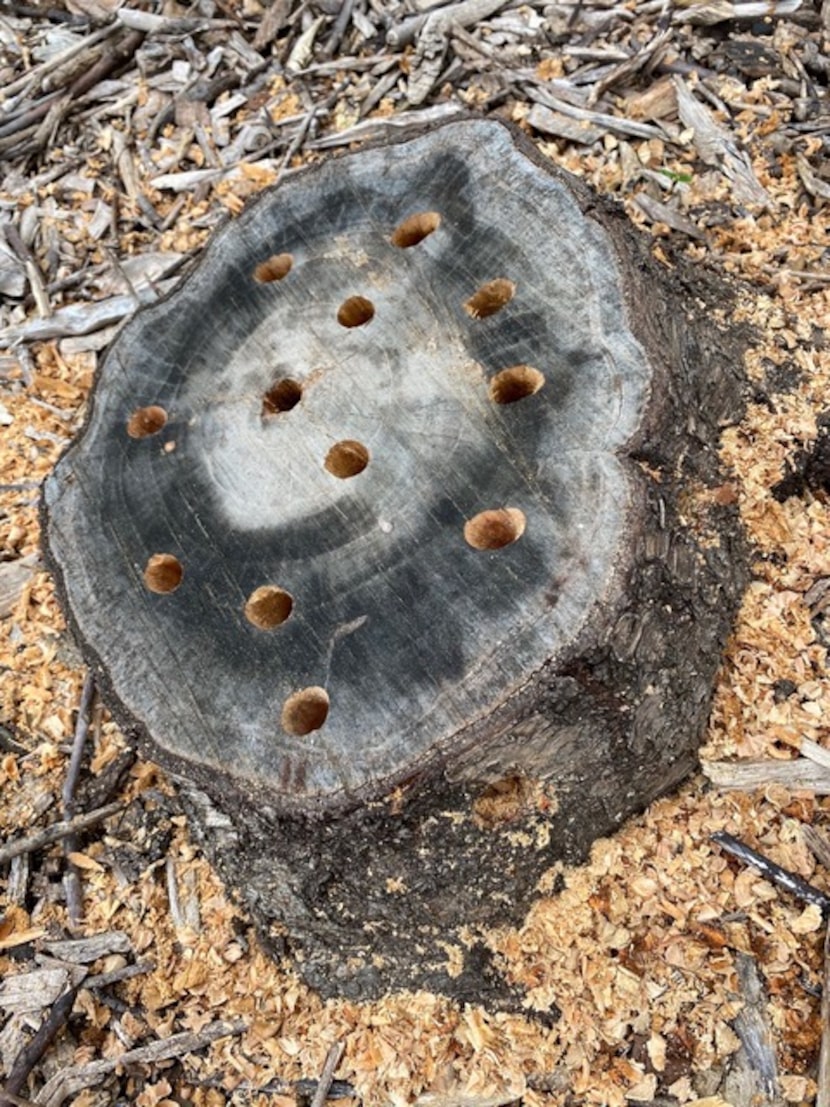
[42,117,751,1007]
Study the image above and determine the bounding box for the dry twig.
[712,831,830,912]
[819,919,830,1107]
[0,985,79,1107]
[310,1042,346,1107]
[36,1020,246,1107]
[0,802,124,866]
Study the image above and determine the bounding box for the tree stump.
[43,118,750,1007]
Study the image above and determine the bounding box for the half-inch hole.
[324,439,369,479]
[143,553,183,594]
[281,686,330,736]
[489,365,545,405]
[337,296,375,328]
[254,253,293,283]
[127,405,167,438]
[262,378,302,416]
[245,585,293,629]
[464,508,526,551]
[464,279,515,320]
[473,775,533,828]
[391,211,441,248]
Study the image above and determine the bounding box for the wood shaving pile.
[2,0,830,1103]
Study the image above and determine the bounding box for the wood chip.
[0,554,41,618]
[673,76,770,206]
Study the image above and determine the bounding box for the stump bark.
[42,117,750,1007]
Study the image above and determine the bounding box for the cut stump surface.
[43,118,750,1005]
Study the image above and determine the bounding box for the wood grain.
[42,117,751,1004]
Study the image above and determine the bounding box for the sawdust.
[2,8,830,1106]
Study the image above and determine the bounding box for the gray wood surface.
[43,117,750,1005]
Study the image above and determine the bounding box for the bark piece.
[673,76,770,206]
[0,554,41,618]
[526,103,603,144]
[42,118,750,1004]
[726,953,779,1107]
[819,918,830,1107]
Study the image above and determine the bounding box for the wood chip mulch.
[2,0,830,1104]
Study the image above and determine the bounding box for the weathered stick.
[310,1043,346,1107]
[0,1090,40,1107]
[0,22,118,103]
[5,30,145,159]
[196,1074,356,1100]
[3,224,50,319]
[703,757,830,793]
[798,736,830,772]
[712,831,830,912]
[63,671,97,928]
[0,985,79,1104]
[84,958,154,990]
[320,0,355,57]
[803,824,830,871]
[819,918,830,1107]
[63,671,96,812]
[524,82,671,141]
[37,1020,246,1107]
[0,802,123,866]
[0,31,144,142]
[729,952,779,1101]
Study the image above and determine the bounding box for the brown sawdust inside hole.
[325,439,369,478]
[127,405,167,438]
[337,296,375,328]
[464,508,526,550]
[143,553,183,594]
[391,211,441,248]
[281,686,330,736]
[464,278,515,319]
[262,378,302,415]
[254,253,293,282]
[473,775,534,828]
[245,585,293,629]
[489,365,545,405]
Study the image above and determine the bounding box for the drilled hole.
[473,775,533,828]
[245,585,293,629]
[143,553,183,594]
[281,686,330,736]
[324,439,369,479]
[337,296,375,328]
[253,253,293,282]
[391,211,441,248]
[464,508,526,551]
[464,278,515,320]
[262,378,302,415]
[127,405,167,438]
[489,365,545,405]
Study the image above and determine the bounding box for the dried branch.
[0,985,79,1105]
[310,1042,346,1107]
[673,76,769,205]
[0,22,118,104]
[525,82,670,141]
[728,953,779,1102]
[803,824,830,871]
[36,1020,246,1107]
[63,671,96,814]
[819,919,830,1107]
[702,757,830,793]
[1,30,145,159]
[0,802,124,866]
[62,671,97,928]
[712,831,830,912]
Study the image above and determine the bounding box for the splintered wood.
[2,0,830,1103]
